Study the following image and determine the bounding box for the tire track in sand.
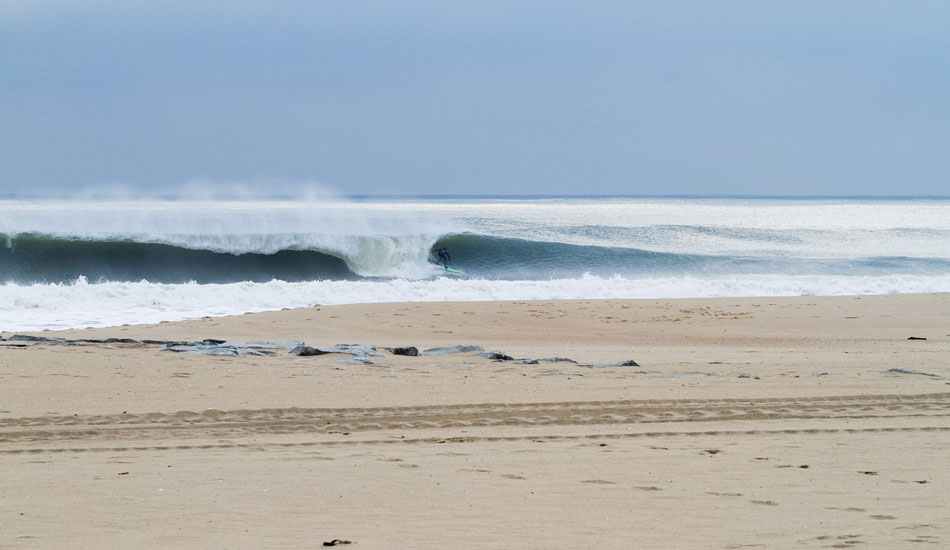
[1,392,948,453]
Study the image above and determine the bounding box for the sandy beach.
[2,293,949,548]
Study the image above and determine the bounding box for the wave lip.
[2,224,465,282]
[0,198,461,281]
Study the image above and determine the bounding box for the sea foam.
[3,274,949,332]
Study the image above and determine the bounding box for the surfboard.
[439,265,463,274]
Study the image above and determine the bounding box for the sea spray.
[0,199,459,279]
[2,196,949,330]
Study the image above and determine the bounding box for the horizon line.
[1,192,949,201]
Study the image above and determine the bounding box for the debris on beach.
[290,344,384,357]
[164,340,305,357]
[289,345,328,356]
[475,349,584,365]
[290,344,386,365]
[907,336,928,340]
[5,334,304,357]
[7,334,65,342]
[340,357,387,366]
[659,370,724,377]
[476,350,515,361]
[389,346,419,356]
[321,344,385,357]
[419,344,486,356]
[243,341,304,350]
[582,359,640,369]
[603,359,640,367]
[884,368,937,377]
[168,345,276,357]
[7,336,647,370]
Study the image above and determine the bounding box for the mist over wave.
[0,199,458,279]
[2,196,949,330]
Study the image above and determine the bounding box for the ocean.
[2,196,949,332]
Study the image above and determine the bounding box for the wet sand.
[2,294,949,548]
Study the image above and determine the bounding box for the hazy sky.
[2,1,948,197]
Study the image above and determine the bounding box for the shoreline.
[5,278,950,334]
[13,291,949,343]
[3,293,949,548]
[3,293,948,412]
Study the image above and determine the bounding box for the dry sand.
[2,294,949,548]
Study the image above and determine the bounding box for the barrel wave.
[5,229,946,286]
[430,233,704,279]
[430,232,950,280]
[5,231,704,283]
[1,233,357,284]
[3,197,950,331]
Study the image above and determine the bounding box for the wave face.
[1,233,358,283]
[8,229,949,285]
[2,197,949,330]
[429,232,950,280]
[0,200,451,281]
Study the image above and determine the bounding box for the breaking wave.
[4,230,949,284]
[2,196,949,330]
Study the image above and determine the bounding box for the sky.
[1,1,949,197]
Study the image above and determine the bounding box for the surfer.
[434,247,451,269]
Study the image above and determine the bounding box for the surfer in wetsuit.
[434,247,451,269]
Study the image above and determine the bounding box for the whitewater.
[2,196,949,331]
